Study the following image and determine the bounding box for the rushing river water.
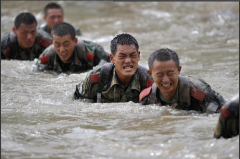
[1,1,239,159]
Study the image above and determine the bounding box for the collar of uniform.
[55,47,79,66]
[72,47,81,65]
[158,86,179,104]
[109,68,141,91]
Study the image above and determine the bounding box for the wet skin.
[52,34,77,63]
[44,8,64,30]
[148,59,181,100]
[13,23,37,50]
[110,44,140,88]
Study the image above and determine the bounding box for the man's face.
[44,8,64,30]
[13,23,37,49]
[110,44,140,81]
[52,34,77,63]
[149,59,181,99]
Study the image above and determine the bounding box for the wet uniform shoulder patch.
[40,55,49,64]
[139,86,152,102]
[4,45,11,58]
[37,37,51,48]
[86,52,94,62]
[190,86,206,102]
[91,73,99,83]
[146,79,154,88]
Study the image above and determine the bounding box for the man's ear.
[138,51,140,61]
[110,54,115,64]
[43,15,47,21]
[12,26,16,34]
[178,66,182,73]
[147,70,152,77]
[74,37,78,45]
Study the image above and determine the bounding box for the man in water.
[139,48,226,113]
[1,12,51,60]
[73,33,154,103]
[214,94,239,138]
[36,22,110,73]
[39,2,81,36]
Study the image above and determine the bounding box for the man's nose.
[59,45,65,52]
[125,57,131,63]
[162,75,170,82]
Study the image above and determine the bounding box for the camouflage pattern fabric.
[1,29,51,60]
[36,40,110,73]
[140,75,227,113]
[74,65,153,103]
[214,94,239,138]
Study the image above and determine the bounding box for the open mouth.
[60,53,67,57]
[161,83,172,88]
[123,66,133,70]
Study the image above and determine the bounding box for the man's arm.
[214,94,239,139]
[36,45,55,71]
[73,66,101,102]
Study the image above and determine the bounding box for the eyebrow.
[118,51,136,55]
[54,40,69,44]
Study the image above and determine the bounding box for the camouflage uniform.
[36,39,110,73]
[39,23,82,36]
[74,63,154,103]
[214,94,239,139]
[140,75,226,113]
[1,29,51,60]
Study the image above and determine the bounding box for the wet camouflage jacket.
[36,39,110,73]
[39,23,82,36]
[1,30,51,60]
[140,75,226,113]
[73,63,154,103]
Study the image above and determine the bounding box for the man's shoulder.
[87,63,114,84]
[187,76,211,101]
[36,29,52,47]
[38,45,56,63]
[1,32,11,41]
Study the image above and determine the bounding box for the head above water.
[44,2,64,16]
[43,2,64,30]
[148,48,181,100]
[51,22,76,40]
[110,33,139,55]
[109,33,140,87]
[148,48,180,71]
[14,12,37,29]
[51,22,77,64]
[13,12,37,49]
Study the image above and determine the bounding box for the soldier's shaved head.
[148,48,180,71]
[110,33,139,55]
[51,22,76,40]
[14,12,37,29]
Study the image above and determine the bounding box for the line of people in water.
[1,2,238,139]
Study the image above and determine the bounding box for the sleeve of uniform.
[190,77,227,113]
[36,45,54,71]
[73,66,101,102]
[86,41,110,66]
[1,33,10,60]
[214,94,239,139]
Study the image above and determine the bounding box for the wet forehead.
[116,44,137,54]
[152,59,178,71]
[18,23,37,31]
[52,34,72,43]
[46,8,63,16]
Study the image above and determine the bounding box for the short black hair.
[14,12,37,29]
[110,33,139,55]
[51,22,76,40]
[148,48,180,71]
[43,2,63,15]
